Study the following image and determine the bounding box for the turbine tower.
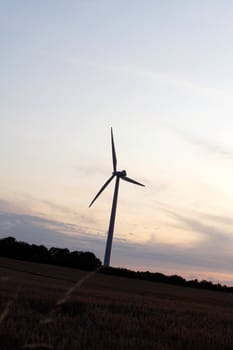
[89,128,145,267]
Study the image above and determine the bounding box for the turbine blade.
[89,175,115,207]
[121,176,145,187]
[111,127,117,172]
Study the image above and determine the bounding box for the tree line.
[0,236,101,271]
[100,266,233,293]
[1,236,232,293]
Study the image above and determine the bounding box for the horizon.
[1,1,233,285]
[1,234,232,289]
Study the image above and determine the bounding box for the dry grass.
[0,257,233,349]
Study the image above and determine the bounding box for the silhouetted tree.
[0,236,101,271]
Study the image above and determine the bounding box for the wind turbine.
[89,128,145,267]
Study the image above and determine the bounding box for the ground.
[0,257,233,350]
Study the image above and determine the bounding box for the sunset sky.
[1,1,233,284]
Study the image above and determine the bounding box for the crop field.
[0,257,233,350]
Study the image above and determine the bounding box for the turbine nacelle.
[113,170,127,177]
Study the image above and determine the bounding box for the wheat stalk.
[23,343,53,349]
[23,266,101,349]
[0,287,19,326]
[40,266,101,324]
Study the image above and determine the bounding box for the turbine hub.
[114,170,127,177]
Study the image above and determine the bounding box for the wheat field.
[0,257,233,350]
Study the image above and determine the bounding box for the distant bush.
[0,236,101,271]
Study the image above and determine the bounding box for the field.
[0,257,233,349]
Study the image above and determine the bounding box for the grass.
[0,257,233,349]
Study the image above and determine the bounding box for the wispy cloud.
[170,126,233,158]
[74,162,110,177]
[0,199,24,213]
[1,195,233,283]
[78,60,233,100]
[1,205,233,283]
[153,201,233,259]
[184,134,233,158]
[165,209,233,250]
[0,211,105,252]
[17,194,98,228]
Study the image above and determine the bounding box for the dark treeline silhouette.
[0,236,101,271]
[1,236,232,293]
[99,267,233,293]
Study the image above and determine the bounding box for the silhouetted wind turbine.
[89,128,145,267]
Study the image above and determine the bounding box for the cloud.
[75,162,110,177]
[171,126,233,158]
[77,60,233,101]
[19,194,78,216]
[16,194,99,228]
[1,205,233,283]
[0,210,105,253]
[1,196,233,283]
[185,135,233,158]
[0,199,24,213]
[201,212,233,226]
[150,203,233,268]
[166,210,232,250]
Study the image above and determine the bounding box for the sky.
[1,1,233,284]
